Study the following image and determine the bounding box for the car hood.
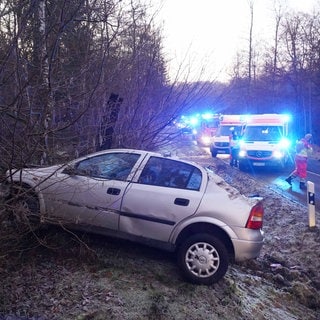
[7,164,65,182]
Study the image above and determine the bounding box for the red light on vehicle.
[246,202,264,229]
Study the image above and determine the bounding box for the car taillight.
[246,202,264,229]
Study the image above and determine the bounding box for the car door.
[119,156,205,242]
[42,151,142,231]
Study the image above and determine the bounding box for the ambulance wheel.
[211,150,217,157]
[238,162,246,171]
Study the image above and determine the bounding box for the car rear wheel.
[177,234,229,285]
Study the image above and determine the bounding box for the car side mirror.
[62,165,77,176]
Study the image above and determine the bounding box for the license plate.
[253,162,265,166]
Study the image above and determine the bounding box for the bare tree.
[0,0,214,172]
[270,0,283,107]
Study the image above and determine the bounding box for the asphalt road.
[203,148,320,209]
[236,157,320,205]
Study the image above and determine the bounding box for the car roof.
[74,148,201,168]
[79,148,160,159]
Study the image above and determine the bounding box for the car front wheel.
[238,161,247,171]
[210,149,217,157]
[177,234,229,285]
[10,186,41,228]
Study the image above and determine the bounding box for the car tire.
[238,161,246,171]
[177,233,229,285]
[10,186,41,227]
[211,149,217,157]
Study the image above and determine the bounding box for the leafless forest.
[1,0,320,171]
[0,0,320,302]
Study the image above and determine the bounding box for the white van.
[238,114,291,170]
[210,115,246,157]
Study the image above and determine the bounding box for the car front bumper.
[0,182,10,201]
[239,158,285,168]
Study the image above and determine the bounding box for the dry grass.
[0,140,319,319]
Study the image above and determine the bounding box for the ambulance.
[238,114,291,170]
[210,115,246,157]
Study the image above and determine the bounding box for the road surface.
[235,157,319,207]
[202,147,319,209]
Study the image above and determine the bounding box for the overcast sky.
[154,0,319,82]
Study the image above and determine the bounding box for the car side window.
[138,157,202,190]
[75,152,140,180]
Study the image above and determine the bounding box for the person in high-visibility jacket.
[285,133,313,189]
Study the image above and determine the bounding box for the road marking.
[308,170,320,177]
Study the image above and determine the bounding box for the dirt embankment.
[0,141,319,320]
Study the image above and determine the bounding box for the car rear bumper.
[232,236,264,261]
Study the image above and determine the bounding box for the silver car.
[2,149,264,285]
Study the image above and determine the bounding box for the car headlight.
[0,183,10,199]
[201,136,211,145]
[278,138,291,149]
[238,150,246,158]
[273,150,284,159]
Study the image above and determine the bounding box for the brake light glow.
[246,202,264,229]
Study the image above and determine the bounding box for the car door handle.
[107,188,121,195]
[174,198,190,206]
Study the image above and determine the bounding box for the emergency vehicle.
[210,115,246,157]
[195,113,220,146]
[238,114,291,170]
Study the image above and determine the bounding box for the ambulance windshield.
[243,126,283,141]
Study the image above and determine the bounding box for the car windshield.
[75,152,140,180]
[217,125,242,136]
[243,126,283,141]
[203,119,220,128]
